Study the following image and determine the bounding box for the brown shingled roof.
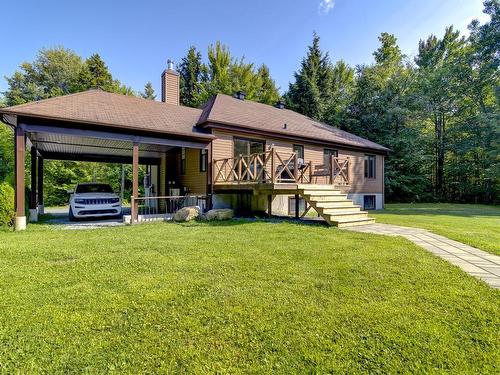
[0,89,213,140]
[1,89,389,152]
[197,94,389,153]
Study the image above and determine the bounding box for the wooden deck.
[213,182,341,195]
[212,147,350,189]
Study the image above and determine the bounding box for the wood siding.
[211,129,384,194]
[167,148,207,194]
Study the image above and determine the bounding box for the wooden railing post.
[346,157,350,185]
[293,152,298,182]
[330,155,335,185]
[270,148,275,183]
[309,161,313,184]
[238,154,242,184]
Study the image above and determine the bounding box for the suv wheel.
[69,207,76,221]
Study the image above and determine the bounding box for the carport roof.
[0,89,214,140]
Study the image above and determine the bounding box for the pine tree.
[140,82,156,100]
[256,64,280,105]
[285,33,332,121]
[178,46,203,107]
[77,53,114,91]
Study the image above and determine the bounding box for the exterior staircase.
[297,184,375,227]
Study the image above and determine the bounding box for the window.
[288,196,307,216]
[323,149,338,165]
[75,183,113,194]
[200,149,208,172]
[364,155,376,179]
[181,147,186,175]
[293,144,304,160]
[363,195,376,210]
[233,138,265,157]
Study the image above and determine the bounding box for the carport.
[0,89,213,230]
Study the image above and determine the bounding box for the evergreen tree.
[77,53,114,91]
[178,46,203,107]
[140,82,156,100]
[285,33,332,121]
[256,64,280,105]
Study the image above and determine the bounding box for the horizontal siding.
[338,151,383,194]
[167,148,207,195]
[211,129,383,194]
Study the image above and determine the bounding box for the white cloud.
[318,0,335,15]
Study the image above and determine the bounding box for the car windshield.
[75,184,113,194]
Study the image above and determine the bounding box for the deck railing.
[130,195,208,224]
[212,148,350,186]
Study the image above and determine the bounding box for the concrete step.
[324,211,369,221]
[334,217,376,228]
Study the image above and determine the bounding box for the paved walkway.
[345,223,500,289]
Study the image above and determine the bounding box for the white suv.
[69,183,121,221]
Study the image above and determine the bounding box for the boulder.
[205,208,234,221]
[173,206,200,222]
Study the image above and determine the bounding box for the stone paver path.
[345,223,500,289]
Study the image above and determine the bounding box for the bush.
[0,182,15,226]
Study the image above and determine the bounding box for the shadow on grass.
[173,216,330,228]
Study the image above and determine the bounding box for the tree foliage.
[178,42,280,107]
[286,2,499,203]
[1,47,140,206]
[140,82,156,100]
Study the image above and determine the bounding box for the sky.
[1,0,490,96]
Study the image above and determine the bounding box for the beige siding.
[338,151,384,194]
[166,148,207,195]
[211,129,384,194]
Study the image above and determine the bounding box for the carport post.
[37,156,44,215]
[14,126,26,230]
[29,147,38,222]
[131,141,139,224]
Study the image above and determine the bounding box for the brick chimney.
[161,59,180,105]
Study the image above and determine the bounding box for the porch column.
[14,126,26,230]
[131,142,139,223]
[29,146,38,222]
[207,142,213,210]
[267,194,273,217]
[37,155,44,214]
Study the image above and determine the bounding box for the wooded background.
[0,0,498,210]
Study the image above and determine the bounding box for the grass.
[371,203,500,256]
[0,220,498,373]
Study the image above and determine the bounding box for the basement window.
[363,195,376,210]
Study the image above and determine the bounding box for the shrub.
[0,182,15,226]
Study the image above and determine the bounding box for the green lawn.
[0,220,498,373]
[372,203,500,256]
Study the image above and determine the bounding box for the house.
[0,61,389,230]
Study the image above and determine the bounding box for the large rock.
[173,206,200,222]
[205,208,234,221]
